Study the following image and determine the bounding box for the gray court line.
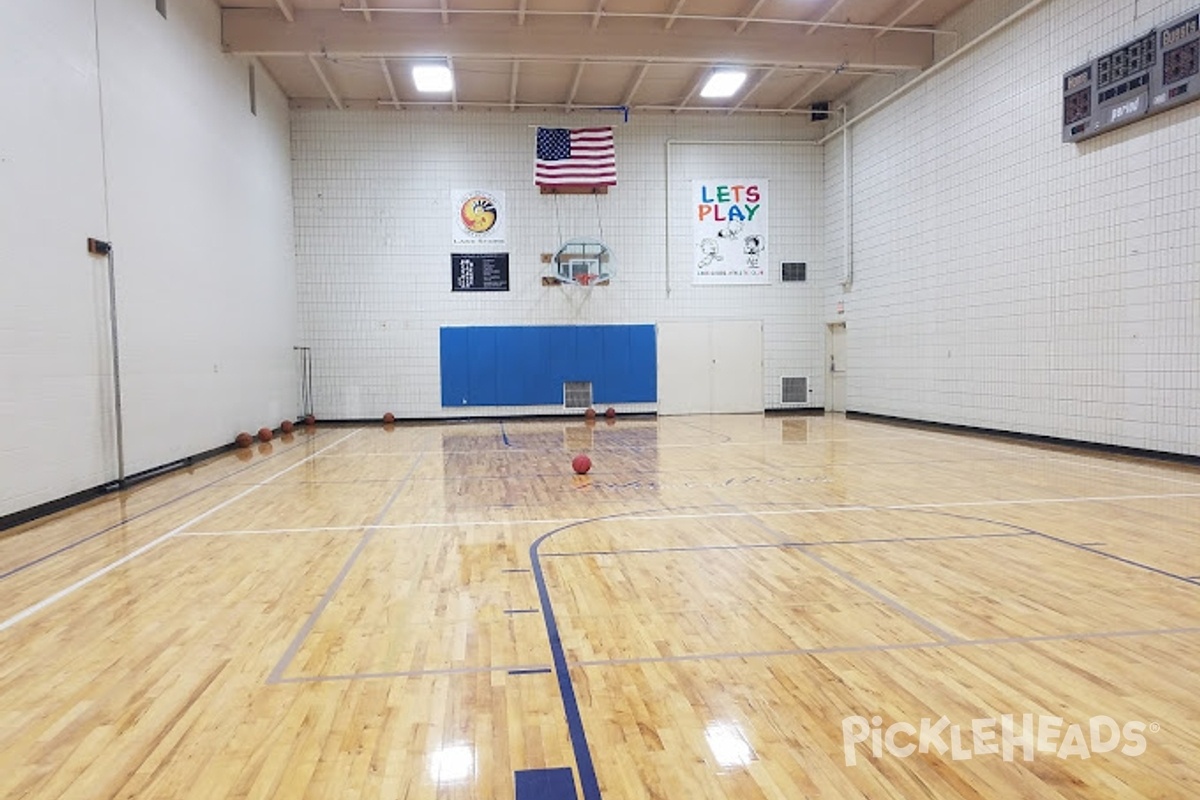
[266,452,425,685]
[177,492,1200,537]
[0,430,364,635]
[272,663,553,684]
[541,531,1031,559]
[745,514,961,642]
[569,625,1200,669]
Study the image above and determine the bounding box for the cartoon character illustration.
[717,220,743,240]
[698,238,723,269]
[743,234,764,268]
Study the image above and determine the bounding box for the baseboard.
[847,411,1200,469]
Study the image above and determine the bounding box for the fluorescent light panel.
[700,70,746,98]
[413,64,453,93]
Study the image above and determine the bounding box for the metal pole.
[105,248,126,483]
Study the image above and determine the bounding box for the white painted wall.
[291,111,827,419]
[826,0,1200,457]
[0,0,297,518]
[0,0,111,516]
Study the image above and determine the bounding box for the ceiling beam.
[807,0,849,35]
[356,1,372,24]
[439,0,449,26]
[664,0,686,30]
[307,54,343,109]
[566,61,586,110]
[621,63,649,106]
[735,0,767,34]
[518,0,528,26]
[380,58,397,104]
[272,0,293,23]
[727,66,775,114]
[782,71,837,111]
[509,60,520,110]
[222,10,935,71]
[591,0,604,30]
[875,0,928,39]
[674,69,709,113]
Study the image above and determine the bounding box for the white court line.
[310,432,952,458]
[0,430,362,634]
[176,490,1200,538]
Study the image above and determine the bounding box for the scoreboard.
[1063,6,1200,142]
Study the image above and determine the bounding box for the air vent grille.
[781,262,807,282]
[781,376,809,404]
[563,381,593,409]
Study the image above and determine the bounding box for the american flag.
[535,127,616,188]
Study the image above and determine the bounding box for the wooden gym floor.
[1,414,1198,799]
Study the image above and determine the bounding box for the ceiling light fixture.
[413,63,454,93]
[700,69,746,98]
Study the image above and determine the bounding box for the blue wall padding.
[440,325,657,407]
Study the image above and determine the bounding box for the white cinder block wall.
[0,0,297,518]
[292,112,827,419]
[826,0,1200,457]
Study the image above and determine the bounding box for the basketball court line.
[900,507,1200,588]
[174,490,1200,538]
[272,663,553,684]
[309,430,977,456]
[267,452,425,685]
[568,625,1200,669]
[0,429,346,582]
[743,513,962,642]
[540,531,1031,559]
[0,430,363,635]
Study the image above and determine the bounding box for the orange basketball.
[605,407,616,418]
[304,415,316,426]
[235,432,253,448]
[257,427,273,442]
[585,408,596,419]
[383,412,395,424]
[281,420,295,434]
[572,454,592,474]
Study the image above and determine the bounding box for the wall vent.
[781,376,809,404]
[563,381,593,409]
[781,262,806,282]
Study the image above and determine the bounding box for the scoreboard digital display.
[1152,11,1200,113]
[1063,5,1200,142]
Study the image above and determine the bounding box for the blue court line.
[0,432,331,582]
[530,513,645,800]
[515,767,576,800]
[539,531,1031,559]
[523,500,1200,800]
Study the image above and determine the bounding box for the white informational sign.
[451,189,506,246]
[691,179,768,285]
